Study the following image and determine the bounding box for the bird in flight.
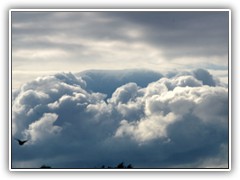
[14,138,28,146]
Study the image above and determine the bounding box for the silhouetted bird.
[15,138,28,146]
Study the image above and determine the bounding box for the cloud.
[110,12,229,59]
[11,11,229,90]
[11,69,229,168]
[24,113,61,143]
[115,112,177,142]
[78,69,162,97]
[12,11,229,59]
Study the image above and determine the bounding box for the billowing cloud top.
[12,69,229,169]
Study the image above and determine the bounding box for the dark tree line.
[40,165,51,168]
[39,162,133,169]
[101,162,133,169]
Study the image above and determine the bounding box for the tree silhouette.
[126,164,133,168]
[40,164,51,168]
[116,162,125,168]
[100,162,133,169]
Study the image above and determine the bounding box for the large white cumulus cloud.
[11,69,229,168]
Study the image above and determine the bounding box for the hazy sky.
[11,10,229,89]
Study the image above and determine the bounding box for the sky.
[11,10,229,89]
[11,10,230,169]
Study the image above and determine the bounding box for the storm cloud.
[11,69,229,169]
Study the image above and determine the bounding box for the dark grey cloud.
[77,69,163,98]
[12,69,228,169]
[11,10,229,92]
[12,11,229,60]
[110,11,229,58]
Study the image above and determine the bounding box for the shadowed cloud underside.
[12,69,228,168]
